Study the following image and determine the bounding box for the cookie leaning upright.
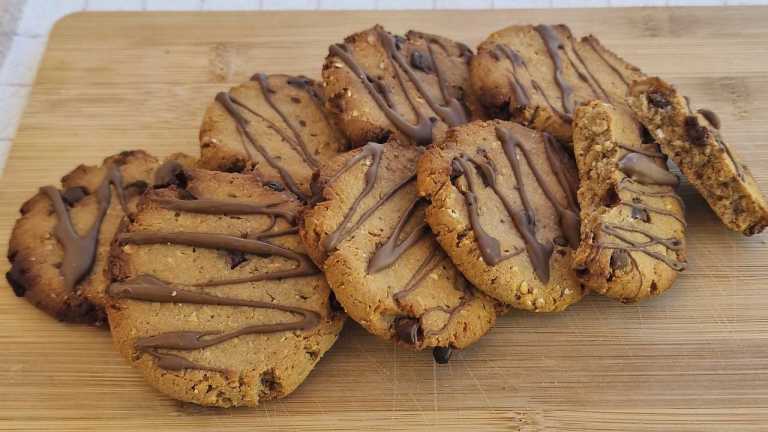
[628,77,768,235]
[6,151,159,323]
[572,101,686,302]
[199,74,348,200]
[322,26,477,148]
[470,25,645,143]
[417,120,586,311]
[300,139,500,358]
[107,168,344,407]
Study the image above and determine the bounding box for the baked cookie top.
[628,77,768,236]
[107,168,344,407]
[6,150,159,323]
[572,101,686,302]
[470,24,644,143]
[300,139,500,359]
[199,74,348,201]
[322,25,477,148]
[417,120,586,311]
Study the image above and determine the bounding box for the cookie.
[628,77,768,235]
[417,120,586,311]
[6,150,160,323]
[470,25,645,143]
[322,25,478,148]
[107,168,344,407]
[572,101,687,302]
[300,139,500,360]
[199,74,348,201]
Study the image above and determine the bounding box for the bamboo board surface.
[1,8,768,431]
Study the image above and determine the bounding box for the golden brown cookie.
[470,25,644,142]
[107,168,344,407]
[628,77,768,235]
[417,120,586,311]
[199,74,348,201]
[6,151,160,323]
[300,139,500,362]
[572,101,687,302]
[322,25,479,148]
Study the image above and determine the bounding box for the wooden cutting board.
[2,7,768,431]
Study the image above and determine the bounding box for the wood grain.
[2,8,768,431]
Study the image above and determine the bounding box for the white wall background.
[1,0,767,170]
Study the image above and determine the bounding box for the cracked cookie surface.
[108,168,344,407]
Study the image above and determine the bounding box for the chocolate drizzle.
[108,275,320,372]
[151,197,297,222]
[490,44,531,107]
[534,25,575,117]
[367,198,430,273]
[42,165,127,291]
[598,223,686,271]
[450,127,580,283]
[328,27,469,145]
[618,153,679,186]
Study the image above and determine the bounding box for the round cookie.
[470,24,645,143]
[6,150,160,323]
[417,120,586,311]
[107,168,344,407]
[300,139,501,360]
[323,25,480,148]
[628,76,768,235]
[199,73,348,201]
[572,101,687,302]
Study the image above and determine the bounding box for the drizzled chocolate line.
[43,165,127,291]
[392,248,444,305]
[152,197,297,222]
[566,37,610,102]
[118,231,319,287]
[108,274,320,372]
[618,152,679,186]
[534,25,575,116]
[616,143,665,159]
[598,223,686,271]
[367,198,430,274]
[490,44,531,108]
[618,200,687,227]
[617,177,685,211]
[584,36,629,87]
[216,92,307,200]
[252,73,319,170]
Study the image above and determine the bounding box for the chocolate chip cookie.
[199,74,348,201]
[300,139,500,360]
[322,26,478,148]
[417,120,586,311]
[470,25,645,143]
[628,77,768,235]
[6,150,160,323]
[572,101,687,302]
[107,168,344,407]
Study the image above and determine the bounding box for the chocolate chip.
[630,199,650,222]
[573,264,589,276]
[264,180,285,192]
[153,160,188,188]
[433,346,452,364]
[226,250,248,269]
[698,108,721,130]
[394,317,423,346]
[6,265,27,297]
[290,96,301,104]
[298,119,307,127]
[684,115,709,146]
[410,50,433,74]
[602,186,620,208]
[224,159,246,173]
[647,90,671,109]
[61,186,89,207]
[639,126,655,144]
[394,35,406,51]
[328,291,344,313]
[610,249,631,272]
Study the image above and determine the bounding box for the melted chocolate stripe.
[368,198,430,274]
[118,231,319,286]
[531,80,572,122]
[329,43,433,146]
[215,92,308,201]
[584,36,630,87]
[152,197,297,222]
[567,38,610,102]
[252,73,320,169]
[109,275,320,372]
[491,44,531,107]
[599,223,686,271]
[392,248,444,305]
[43,165,126,290]
[534,25,574,116]
[617,177,685,211]
[618,200,687,227]
[421,279,474,338]
[618,153,679,186]
[617,143,665,159]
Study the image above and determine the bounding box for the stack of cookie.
[6,23,767,408]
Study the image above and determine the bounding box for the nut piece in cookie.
[417,120,586,311]
[107,168,344,407]
[470,25,644,143]
[300,139,501,356]
[5,150,159,323]
[628,76,768,235]
[572,101,687,302]
[199,74,348,201]
[323,25,480,148]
